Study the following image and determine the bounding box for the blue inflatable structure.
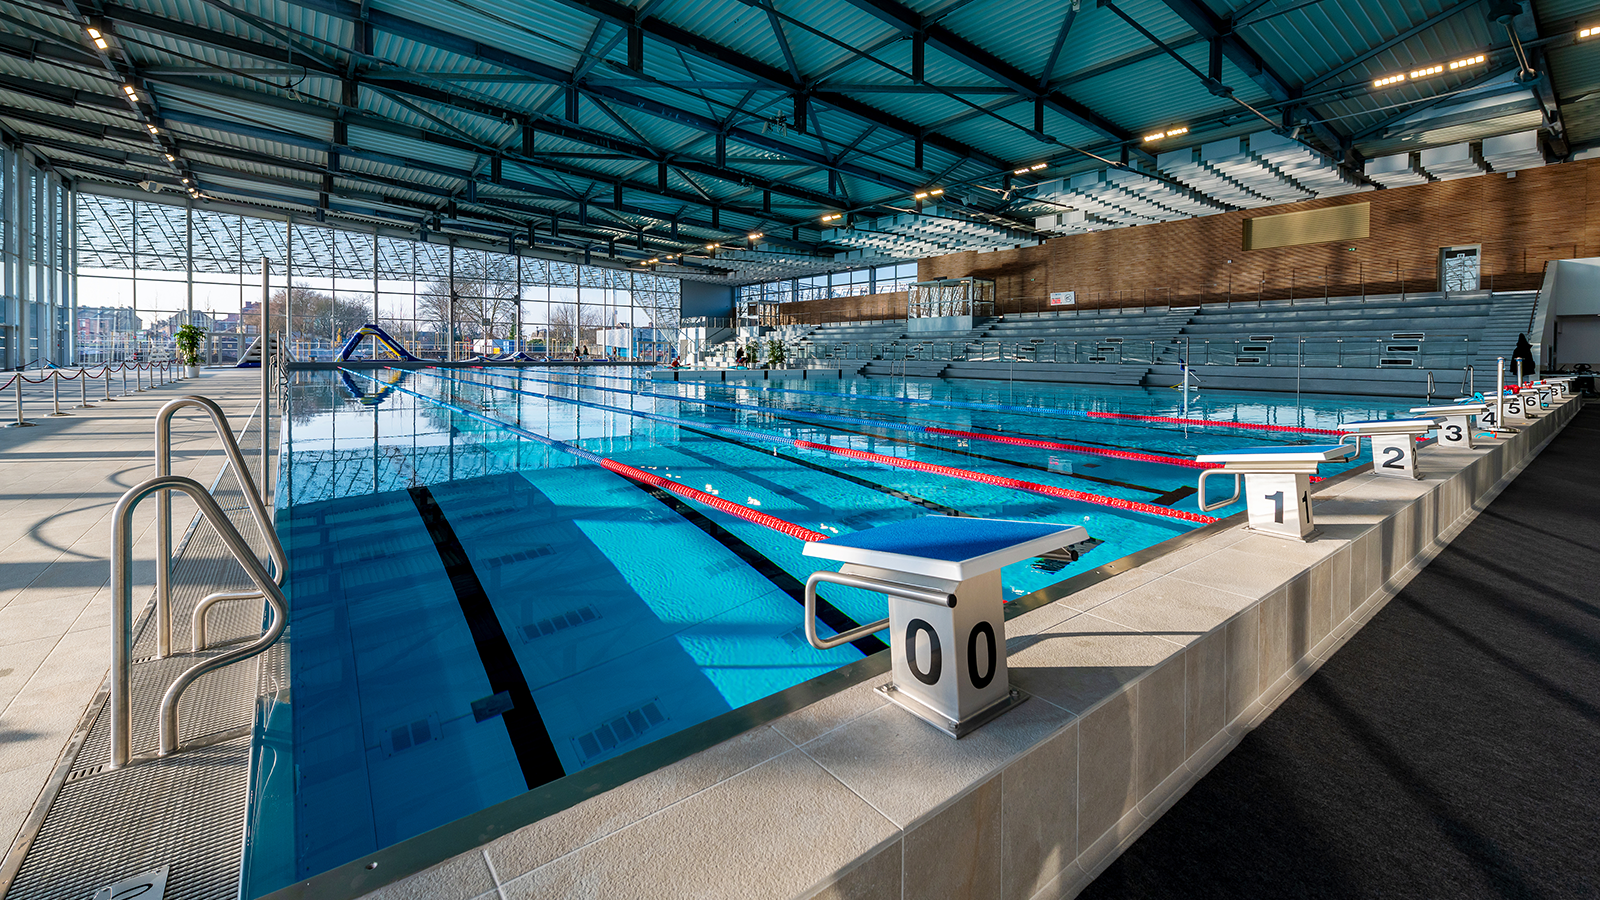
[336,323,420,362]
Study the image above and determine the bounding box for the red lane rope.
[926,426,1219,470]
[1084,410,1344,436]
[794,439,1218,524]
[594,457,829,541]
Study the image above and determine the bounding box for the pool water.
[243,366,1417,893]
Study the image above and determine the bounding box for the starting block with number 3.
[1410,403,1487,449]
[802,516,1088,737]
[1341,418,1439,480]
[1194,444,1357,541]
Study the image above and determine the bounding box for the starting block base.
[877,683,1028,738]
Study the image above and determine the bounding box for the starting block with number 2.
[1341,418,1439,480]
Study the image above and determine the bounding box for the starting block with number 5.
[1194,444,1357,541]
[1341,418,1439,480]
[802,516,1087,737]
[1410,403,1487,449]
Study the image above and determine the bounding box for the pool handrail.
[154,396,285,659]
[803,570,956,650]
[111,475,288,767]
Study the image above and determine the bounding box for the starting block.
[1543,376,1576,399]
[1341,418,1439,480]
[1194,444,1357,541]
[802,516,1088,737]
[1409,403,1488,449]
[1500,390,1533,425]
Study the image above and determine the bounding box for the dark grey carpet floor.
[1078,405,1600,900]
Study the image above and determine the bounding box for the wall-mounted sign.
[1049,291,1076,306]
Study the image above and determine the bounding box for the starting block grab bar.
[803,570,957,650]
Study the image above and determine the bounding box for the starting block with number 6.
[1410,403,1487,449]
[1341,418,1439,480]
[802,516,1087,737]
[1194,444,1357,541]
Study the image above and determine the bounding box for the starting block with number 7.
[802,516,1088,737]
[1194,444,1357,541]
[1341,418,1439,480]
[1409,403,1488,449]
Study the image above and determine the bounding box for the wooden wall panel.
[906,157,1600,314]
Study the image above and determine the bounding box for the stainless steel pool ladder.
[109,396,288,768]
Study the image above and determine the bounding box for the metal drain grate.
[5,737,252,900]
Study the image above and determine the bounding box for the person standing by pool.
[1512,333,1536,380]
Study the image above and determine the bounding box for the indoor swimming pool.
[243,366,1419,893]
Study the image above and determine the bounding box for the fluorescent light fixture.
[1012,167,1030,175]
[87,27,107,49]
[1372,73,1407,87]
[86,27,100,38]
[1029,163,1047,171]
[1143,126,1188,142]
[1580,25,1596,38]
[914,191,929,200]
[748,232,763,240]
[164,153,175,162]
[1446,54,1486,70]
[123,85,140,102]
[181,177,189,184]
[821,213,843,222]
[929,188,944,195]
[146,124,159,134]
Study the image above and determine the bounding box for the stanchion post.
[79,370,93,408]
[7,375,35,427]
[48,372,68,416]
[103,366,113,401]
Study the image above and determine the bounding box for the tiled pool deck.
[0,369,262,877]
[295,394,1578,900]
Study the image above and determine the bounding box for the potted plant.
[175,323,207,377]
[766,338,786,370]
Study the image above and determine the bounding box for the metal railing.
[154,397,286,659]
[3,361,183,427]
[109,394,287,766]
[782,332,1481,371]
[110,476,285,766]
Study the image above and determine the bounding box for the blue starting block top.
[1194,444,1353,465]
[1410,404,1487,417]
[804,516,1088,582]
[1340,417,1439,433]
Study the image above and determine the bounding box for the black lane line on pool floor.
[408,485,566,790]
[623,480,890,657]
[425,388,889,657]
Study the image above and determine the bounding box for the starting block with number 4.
[1341,418,1439,480]
[1409,403,1488,449]
[802,516,1088,737]
[1194,444,1357,541]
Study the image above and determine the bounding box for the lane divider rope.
[343,369,828,541]
[429,369,1216,524]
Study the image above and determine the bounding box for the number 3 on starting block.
[1244,473,1314,540]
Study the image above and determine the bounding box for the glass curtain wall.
[74,192,681,364]
[0,145,74,369]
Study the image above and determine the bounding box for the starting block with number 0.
[802,516,1087,737]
